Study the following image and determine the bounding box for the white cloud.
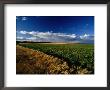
[80,34,94,40]
[63,34,76,38]
[17,31,94,43]
[26,37,36,40]
[28,31,37,35]
[17,30,77,42]
[80,34,89,39]
[16,37,24,40]
[19,31,27,34]
[22,17,27,21]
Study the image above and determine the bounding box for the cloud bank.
[16,30,94,43]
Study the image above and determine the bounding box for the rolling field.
[16,43,94,74]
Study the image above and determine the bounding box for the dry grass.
[16,45,70,74]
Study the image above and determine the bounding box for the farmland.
[16,42,94,74]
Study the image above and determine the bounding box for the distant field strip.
[18,43,94,74]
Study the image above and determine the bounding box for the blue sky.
[16,16,94,43]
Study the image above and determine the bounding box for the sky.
[16,16,94,43]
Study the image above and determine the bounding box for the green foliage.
[19,43,94,73]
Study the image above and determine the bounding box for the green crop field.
[18,43,94,74]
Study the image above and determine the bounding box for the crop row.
[19,43,94,74]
